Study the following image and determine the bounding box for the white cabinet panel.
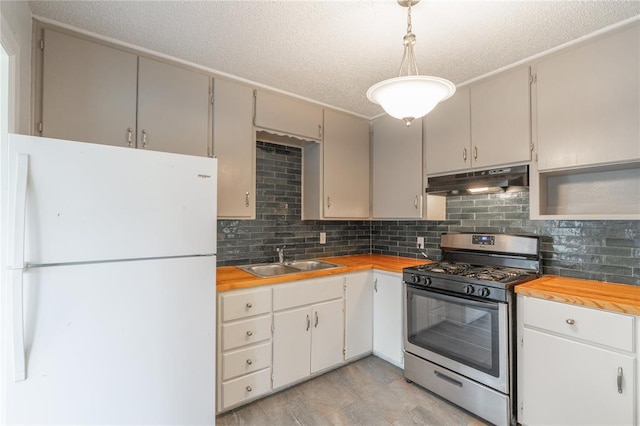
[254,90,323,141]
[536,23,640,171]
[221,286,271,322]
[345,272,373,360]
[41,29,138,148]
[425,87,471,175]
[221,368,272,410]
[470,66,531,169]
[521,328,634,426]
[221,315,272,351]
[272,307,312,389]
[213,79,256,219]
[373,271,404,368]
[272,275,344,311]
[322,110,370,219]
[372,115,423,218]
[311,299,345,373]
[137,57,210,156]
[222,342,272,381]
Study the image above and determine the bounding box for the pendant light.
[367,0,456,126]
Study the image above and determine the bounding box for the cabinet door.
[272,307,311,389]
[521,328,634,426]
[254,90,323,141]
[470,66,531,169]
[424,87,471,175]
[41,29,138,147]
[372,115,423,218]
[310,299,345,373]
[536,24,640,171]
[137,57,210,156]
[213,79,256,219]
[323,110,370,218]
[345,272,373,360]
[373,272,404,368]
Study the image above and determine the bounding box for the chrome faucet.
[276,246,286,264]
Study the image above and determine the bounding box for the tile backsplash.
[218,141,639,286]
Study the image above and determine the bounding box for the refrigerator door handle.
[9,153,29,381]
[11,270,26,381]
[10,153,28,268]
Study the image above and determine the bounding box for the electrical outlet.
[417,237,424,249]
[320,232,326,244]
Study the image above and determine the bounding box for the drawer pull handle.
[246,385,252,392]
[246,302,253,309]
[618,367,624,394]
[315,311,319,328]
[246,359,252,365]
[566,319,575,325]
[246,330,253,337]
[306,315,310,331]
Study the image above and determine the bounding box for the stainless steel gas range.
[402,233,541,426]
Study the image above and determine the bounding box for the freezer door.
[7,134,216,265]
[5,256,216,424]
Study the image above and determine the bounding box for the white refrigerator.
[1,134,217,424]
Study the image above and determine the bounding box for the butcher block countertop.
[516,275,640,315]
[216,254,427,292]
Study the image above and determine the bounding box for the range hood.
[426,165,529,195]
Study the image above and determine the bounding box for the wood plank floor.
[216,355,489,425]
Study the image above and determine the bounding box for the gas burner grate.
[419,262,471,275]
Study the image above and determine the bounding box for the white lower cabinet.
[518,295,636,425]
[373,271,404,368]
[272,277,345,389]
[345,271,374,360]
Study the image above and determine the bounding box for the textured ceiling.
[29,0,640,119]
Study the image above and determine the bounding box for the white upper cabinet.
[535,23,640,171]
[254,90,323,141]
[39,28,211,157]
[322,110,370,219]
[470,66,532,169]
[425,67,531,175]
[137,57,210,157]
[424,87,471,175]
[41,29,138,148]
[212,79,256,219]
[372,115,424,219]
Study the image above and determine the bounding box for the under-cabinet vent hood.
[426,165,529,196]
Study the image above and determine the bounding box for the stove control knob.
[423,277,432,286]
[464,285,475,295]
[480,287,491,298]
[412,274,421,284]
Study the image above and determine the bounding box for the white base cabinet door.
[521,328,634,426]
[272,306,312,389]
[345,272,373,360]
[310,299,345,374]
[373,271,404,368]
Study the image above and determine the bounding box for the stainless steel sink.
[286,260,342,272]
[238,260,343,278]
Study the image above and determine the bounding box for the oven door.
[404,282,509,393]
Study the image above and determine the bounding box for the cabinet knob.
[246,386,252,392]
[245,192,250,208]
[246,302,253,309]
[141,129,148,148]
[565,318,575,325]
[246,330,253,336]
[126,128,133,147]
[246,359,253,365]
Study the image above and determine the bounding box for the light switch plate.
[320,232,326,244]
[417,237,424,249]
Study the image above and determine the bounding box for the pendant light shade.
[367,0,455,126]
[367,76,456,125]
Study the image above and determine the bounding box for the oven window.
[406,285,500,377]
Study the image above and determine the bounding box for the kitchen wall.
[372,192,640,286]
[217,142,639,286]
[0,0,32,134]
[217,142,370,266]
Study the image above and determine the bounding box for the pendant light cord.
[398,2,420,77]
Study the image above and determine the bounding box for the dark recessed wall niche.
[216,142,639,285]
[216,141,371,266]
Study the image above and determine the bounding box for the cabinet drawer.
[222,315,272,351]
[222,368,271,410]
[273,276,344,311]
[221,287,272,322]
[222,342,272,381]
[523,296,634,352]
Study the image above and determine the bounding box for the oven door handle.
[406,283,500,310]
